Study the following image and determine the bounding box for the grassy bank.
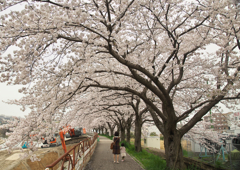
[99,134,113,140]
[99,134,166,169]
[99,134,201,170]
[121,141,166,170]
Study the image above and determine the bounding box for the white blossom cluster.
[0,0,239,167]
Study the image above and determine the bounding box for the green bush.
[231,149,240,159]
[215,160,223,169]
[150,132,158,136]
[186,164,201,170]
[182,149,188,157]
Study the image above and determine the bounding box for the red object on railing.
[46,133,98,170]
[83,128,86,134]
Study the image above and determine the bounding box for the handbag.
[110,137,119,149]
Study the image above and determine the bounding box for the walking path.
[84,136,145,170]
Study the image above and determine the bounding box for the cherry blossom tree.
[1,0,240,169]
[90,90,151,146]
[106,121,116,136]
[185,119,230,157]
[129,94,151,152]
[87,90,135,141]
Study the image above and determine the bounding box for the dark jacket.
[112,136,120,154]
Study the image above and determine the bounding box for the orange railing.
[45,133,98,170]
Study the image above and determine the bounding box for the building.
[142,124,161,137]
[204,113,229,133]
[230,112,240,122]
[227,112,240,135]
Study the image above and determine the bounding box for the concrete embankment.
[0,135,92,170]
[0,142,79,170]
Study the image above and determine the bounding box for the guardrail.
[45,133,98,170]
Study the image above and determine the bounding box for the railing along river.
[45,133,98,170]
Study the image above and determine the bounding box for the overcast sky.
[0,83,29,117]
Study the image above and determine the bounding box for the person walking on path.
[113,131,120,163]
[120,143,126,162]
[84,135,144,170]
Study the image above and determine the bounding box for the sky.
[0,83,29,117]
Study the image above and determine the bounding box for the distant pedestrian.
[112,131,120,163]
[120,143,126,162]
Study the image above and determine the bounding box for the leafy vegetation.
[99,134,113,140]
[122,141,200,170]
[120,141,166,170]
[215,160,224,169]
[185,165,201,170]
[100,135,224,170]
[182,149,189,157]
[150,132,158,136]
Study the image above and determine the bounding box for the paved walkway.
[84,136,145,170]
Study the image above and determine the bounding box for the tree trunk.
[117,126,120,134]
[107,122,115,136]
[126,117,132,143]
[110,128,114,136]
[120,126,126,141]
[164,124,186,170]
[148,102,186,170]
[134,117,142,152]
[105,128,108,135]
[126,126,131,143]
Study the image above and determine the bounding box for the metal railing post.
[45,133,98,170]
[83,140,85,168]
[73,147,75,170]
[229,143,232,170]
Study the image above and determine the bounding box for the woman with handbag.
[112,131,120,163]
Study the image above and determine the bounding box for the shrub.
[186,164,200,170]
[215,160,223,169]
[150,132,158,136]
